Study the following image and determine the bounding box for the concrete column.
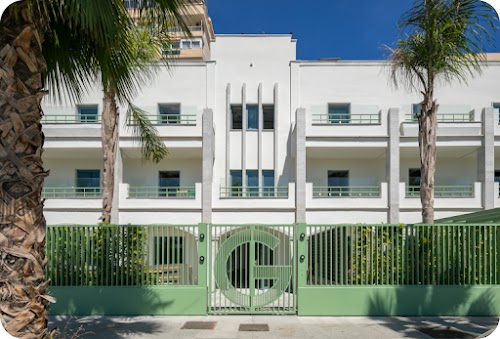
[387,108,400,224]
[479,107,495,210]
[111,147,123,224]
[258,83,263,188]
[295,108,306,223]
[225,84,231,184]
[274,83,279,186]
[242,84,247,188]
[202,108,214,223]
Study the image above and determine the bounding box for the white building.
[41,7,500,226]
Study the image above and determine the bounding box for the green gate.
[208,225,296,314]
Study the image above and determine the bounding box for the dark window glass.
[230,170,242,196]
[328,170,349,196]
[246,170,258,196]
[409,168,421,186]
[328,104,350,124]
[154,237,183,265]
[494,103,500,123]
[78,105,98,123]
[76,170,100,188]
[247,105,258,129]
[262,170,275,196]
[231,105,242,130]
[495,170,500,183]
[263,105,274,130]
[159,171,180,197]
[159,104,180,124]
[412,103,422,121]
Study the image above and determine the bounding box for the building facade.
[41,13,500,226]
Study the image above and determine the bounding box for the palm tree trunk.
[101,89,119,223]
[418,94,438,224]
[0,3,53,338]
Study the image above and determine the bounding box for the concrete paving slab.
[48,315,499,339]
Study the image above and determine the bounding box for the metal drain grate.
[181,321,218,330]
[416,326,475,339]
[239,324,270,332]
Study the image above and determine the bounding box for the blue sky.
[207,0,500,60]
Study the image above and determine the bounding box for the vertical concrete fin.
[242,83,247,187]
[295,108,306,223]
[111,146,123,224]
[202,108,214,223]
[387,108,400,224]
[258,83,263,187]
[274,83,279,186]
[480,107,495,210]
[226,84,231,184]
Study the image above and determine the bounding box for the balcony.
[128,186,196,199]
[400,109,481,137]
[404,112,474,123]
[312,112,381,125]
[312,185,381,198]
[405,185,475,198]
[42,114,102,139]
[43,187,101,199]
[219,186,289,198]
[42,114,101,124]
[128,114,196,126]
[400,182,481,209]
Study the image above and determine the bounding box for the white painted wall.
[123,158,202,187]
[306,158,386,186]
[44,159,103,187]
[400,157,477,184]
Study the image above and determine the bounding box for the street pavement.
[48,315,499,338]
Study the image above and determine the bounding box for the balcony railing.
[167,25,203,33]
[128,186,196,198]
[405,112,474,123]
[313,186,381,198]
[128,114,196,125]
[406,185,474,198]
[220,186,288,198]
[42,114,101,124]
[312,113,381,124]
[43,187,101,198]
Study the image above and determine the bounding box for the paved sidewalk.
[49,315,499,339]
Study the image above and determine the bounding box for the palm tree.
[388,0,497,223]
[0,1,188,336]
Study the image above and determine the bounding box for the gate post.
[197,223,208,291]
[296,223,308,309]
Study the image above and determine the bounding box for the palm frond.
[126,103,169,163]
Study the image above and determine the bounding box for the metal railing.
[42,114,101,124]
[406,185,474,198]
[42,187,101,198]
[405,112,474,123]
[128,186,196,198]
[128,114,196,125]
[220,186,289,198]
[313,186,381,197]
[46,224,199,286]
[306,224,499,286]
[312,113,381,124]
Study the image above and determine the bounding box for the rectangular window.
[412,103,422,121]
[159,104,180,124]
[162,41,181,56]
[328,104,350,124]
[231,105,242,130]
[76,170,100,195]
[180,38,202,49]
[154,236,183,265]
[263,105,274,130]
[159,171,180,197]
[408,168,421,186]
[247,104,258,130]
[77,105,98,123]
[246,170,258,196]
[494,103,500,123]
[328,170,349,196]
[262,170,275,196]
[230,170,242,197]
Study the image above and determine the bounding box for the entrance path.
[49,315,499,339]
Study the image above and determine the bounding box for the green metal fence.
[42,114,101,124]
[406,185,474,198]
[306,224,499,286]
[405,112,474,123]
[128,186,196,198]
[127,114,196,125]
[219,186,289,198]
[42,187,101,198]
[46,224,200,286]
[313,186,381,197]
[312,113,381,124]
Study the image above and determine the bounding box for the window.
[76,170,100,195]
[180,38,202,49]
[154,237,183,265]
[412,103,422,121]
[231,105,242,130]
[159,104,180,124]
[246,170,258,196]
[408,168,421,187]
[159,171,180,197]
[247,105,258,130]
[328,170,349,196]
[328,104,350,124]
[230,170,242,196]
[77,105,98,123]
[494,103,500,123]
[162,41,181,56]
[262,170,275,196]
[263,105,274,130]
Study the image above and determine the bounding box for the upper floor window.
[159,104,180,124]
[162,41,181,56]
[495,170,500,184]
[409,168,421,187]
[159,171,180,187]
[180,38,202,50]
[247,105,258,130]
[230,170,242,196]
[328,104,350,124]
[263,105,274,130]
[412,103,422,121]
[328,170,349,196]
[76,169,100,189]
[231,105,243,129]
[77,105,98,123]
[494,103,500,123]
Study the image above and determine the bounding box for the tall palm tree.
[388,0,497,223]
[0,1,188,337]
